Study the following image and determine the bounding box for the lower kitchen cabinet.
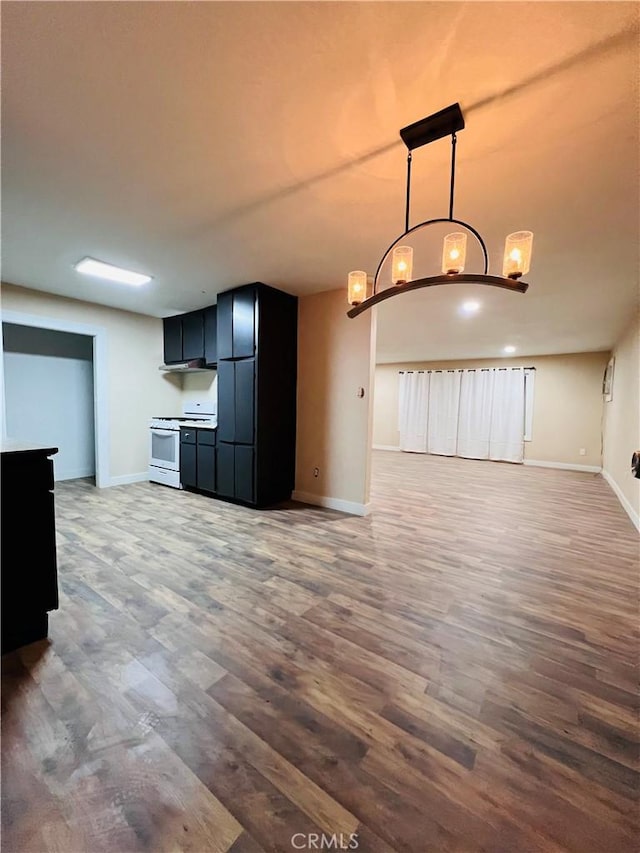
[217,442,254,503]
[234,445,254,503]
[196,432,216,493]
[180,427,215,492]
[180,441,197,489]
[216,442,234,498]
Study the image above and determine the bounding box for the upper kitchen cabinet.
[216,287,256,360]
[204,305,217,366]
[162,307,217,365]
[163,316,182,364]
[181,310,205,361]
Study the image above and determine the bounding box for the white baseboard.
[292,490,371,517]
[372,444,401,452]
[524,459,602,473]
[55,468,95,482]
[602,470,640,532]
[105,472,150,488]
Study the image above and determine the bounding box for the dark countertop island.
[1,440,59,654]
[1,438,59,456]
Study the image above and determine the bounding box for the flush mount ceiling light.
[503,345,517,354]
[347,103,533,318]
[74,257,152,286]
[461,300,480,314]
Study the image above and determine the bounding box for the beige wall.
[374,351,610,468]
[1,282,184,481]
[181,370,217,403]
[295,289,375,512]
[603,315,640,529]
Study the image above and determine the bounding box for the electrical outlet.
[579,448,586,456]
[313,467,319,478]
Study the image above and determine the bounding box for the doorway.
[1,310,109,487]
[3,323,95,481]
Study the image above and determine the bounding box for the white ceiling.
[2,2,638,362]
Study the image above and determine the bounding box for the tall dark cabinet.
[216,283,297,507]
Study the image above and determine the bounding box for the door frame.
[1,310,110,488]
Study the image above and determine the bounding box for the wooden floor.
[2,451,639,852]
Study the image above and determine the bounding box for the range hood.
[159,359,213,373]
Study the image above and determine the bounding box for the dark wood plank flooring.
[2,451,639,852]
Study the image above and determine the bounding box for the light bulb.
[503,232,533,279]
[392,246,413,284]
[442,233,467,274]
[347,271,367,305]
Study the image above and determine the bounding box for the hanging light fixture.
[347,103,533,318]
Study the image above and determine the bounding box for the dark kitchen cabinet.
[1,444,59,653]
[196,431,216,493]
[217,359,255,444]
[235,359,255,444]
[215,442,254,503]
[163,316,182,364]
[180,427,217,492]
[217,292,233,361]
[216,282,297,507]
[163,307,216,366]
[232,287,256,358]
[179,437,197,489]
[216,442,235,499]
[217,361,234,443]
[204,305,217,366]
[216,288,256,360]
[234,445,254,503]
[181,311,205,361]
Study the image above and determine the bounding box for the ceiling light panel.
[74,257,152,286]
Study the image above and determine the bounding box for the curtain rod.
[398,367,536,373]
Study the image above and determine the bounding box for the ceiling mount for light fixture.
[347,102,533,318]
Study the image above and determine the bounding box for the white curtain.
[524,369,535,441]
[427,371,461,456]
[489,368,526,463]
[398,371,429,452]
[457,369,494,459]
[397,367,529,464]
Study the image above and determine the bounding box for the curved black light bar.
[348,274,527,319]
[347,103,531,318]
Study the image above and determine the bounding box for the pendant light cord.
[449,133,457,220]
[405,151,412,233]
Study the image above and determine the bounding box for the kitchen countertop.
[180,421,218,430]
[0,439,59,456]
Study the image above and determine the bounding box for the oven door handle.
[151,429,177,437]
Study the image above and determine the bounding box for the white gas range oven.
[149,399,217,488]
